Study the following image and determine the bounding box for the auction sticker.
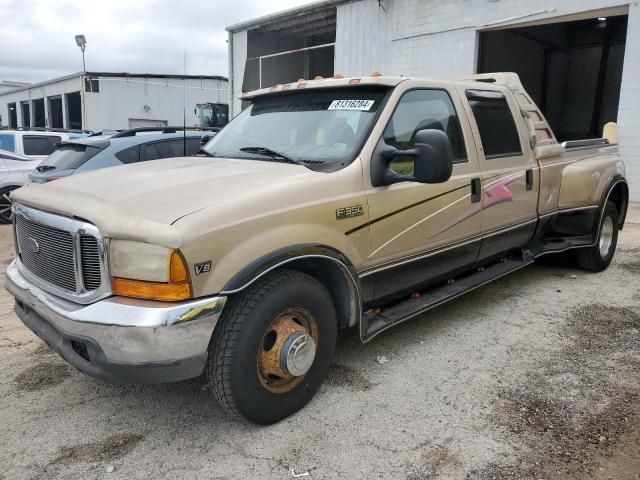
[328,99,375,111]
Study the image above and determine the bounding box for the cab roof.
[240,72,526,100]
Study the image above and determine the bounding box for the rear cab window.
[23,135,62,156]
[465,90,522,159]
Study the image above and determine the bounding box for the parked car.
[6,73,628,425]
[29,127,210,183]
[0,130,71,160]
[0,149,41,223]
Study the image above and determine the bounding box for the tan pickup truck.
[5,73,628,424]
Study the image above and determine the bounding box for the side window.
[187,137,202,155]
[0,133,16,152]
[384,89,467,163]
[465,90,522,159]
[140,142,160,161]
[156,140,186,158]
[23,135,61,156]
[115,145,140,164]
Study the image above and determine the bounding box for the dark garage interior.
[32,98,45,127]
[478,15,628,141]
[65,91,82,129]
[242,7,336,92]
[48,96,63,128]
[20,101,30,128]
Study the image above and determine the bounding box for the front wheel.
[205,269,337,425]
[0,186,18,224]
[576,201,619,272]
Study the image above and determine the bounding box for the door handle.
[526,169,534,191]
[471,178,481,203]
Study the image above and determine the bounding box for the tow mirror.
[371,129,453,187]
[200,134,211,146]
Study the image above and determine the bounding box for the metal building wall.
[229,30,248,118]
[334,0,640,200]
[83,76,228,131]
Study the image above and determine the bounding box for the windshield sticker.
[328,100,375,111]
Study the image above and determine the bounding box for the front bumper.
[5,260,226,384]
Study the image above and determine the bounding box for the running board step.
[361,249,535,342]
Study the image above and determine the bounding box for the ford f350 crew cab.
[5,73,628,424]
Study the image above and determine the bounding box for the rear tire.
[0,186,18,224]
[576,201,619,272]
[205,269,337,425]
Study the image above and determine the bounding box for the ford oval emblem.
[26,237,40,253]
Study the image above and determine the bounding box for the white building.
[0,72,228,132]
[227,0,640,199]
[0,81,31,94]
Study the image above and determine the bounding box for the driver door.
[364,87,483,304]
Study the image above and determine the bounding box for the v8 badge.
[194,261,212,276]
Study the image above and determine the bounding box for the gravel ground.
[0,205,639,480]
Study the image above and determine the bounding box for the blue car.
[29,127,213,183]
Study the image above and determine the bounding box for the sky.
[0,0,315,83]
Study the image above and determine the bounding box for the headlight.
[109,240,192,301]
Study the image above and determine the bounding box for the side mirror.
[200,134,211,146]
[371,129,453,187]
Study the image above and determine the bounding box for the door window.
[115,145,140,164]
[465,90,522,159]
[384,89,467,163]
[140,142,160,161]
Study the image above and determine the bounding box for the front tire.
[576,201,619,272]
[205,269,337,425]
[0,186,18,224]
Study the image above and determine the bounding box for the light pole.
[75,35,87,130]
[75,35,87,72]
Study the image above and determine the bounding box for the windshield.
[203,87,389,168]
[38,144,102,171]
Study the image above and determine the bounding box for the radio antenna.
[183,51,187,156]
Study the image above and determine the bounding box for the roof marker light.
[371,71,382,77]
[314,75,324,80]
[333,73,345,79]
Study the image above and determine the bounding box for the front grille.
[15,214,103,294]
[80,235,101,290]
[16,216,77,292]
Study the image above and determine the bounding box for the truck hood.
[11,156,315,247]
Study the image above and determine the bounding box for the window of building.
[465,90,522,159]
[84,78,100,93]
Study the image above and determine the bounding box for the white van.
[0,130,71,160]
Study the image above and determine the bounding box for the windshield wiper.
[239,146,305,166]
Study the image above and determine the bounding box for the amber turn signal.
[112,250,193,301]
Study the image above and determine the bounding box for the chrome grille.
[80,235,101,290]
[16,215,77,291]
[13,203,110,304]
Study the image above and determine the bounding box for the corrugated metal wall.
[335,0,391,76]
[229,30,247,117]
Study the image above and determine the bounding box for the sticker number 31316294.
[328,100,375,111]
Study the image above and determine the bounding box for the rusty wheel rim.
[257,308,319,394]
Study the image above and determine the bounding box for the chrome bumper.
[5,260,226,384]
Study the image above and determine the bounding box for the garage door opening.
[478,14,627,142]
[65,92,82,129]
[48,96,63,128]
[32,98,45,128]
[242,6,336,93]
